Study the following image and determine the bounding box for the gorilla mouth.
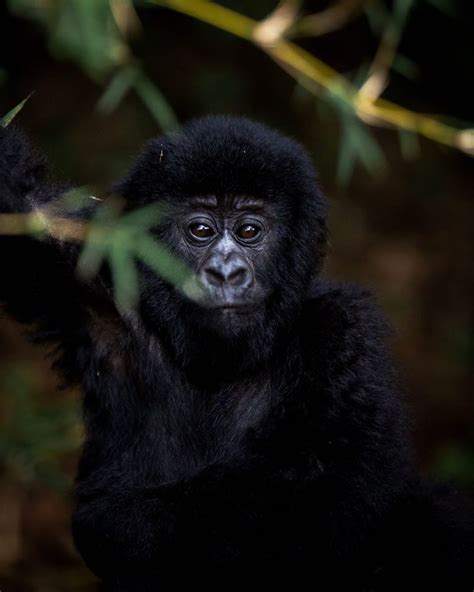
[211,304,253,313]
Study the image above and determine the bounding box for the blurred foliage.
[337,107,387,185]
[1,93,200,312]
[0,365,80,491]
[4,0,474,180]
[7,0,129,78]
[7,0,178,131]
[433,445,474,490]
[425,0,457,16]
[76,198,205,311]
[151,0,473,163]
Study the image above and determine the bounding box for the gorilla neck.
[161,306,297,386]
[137,282,305,385]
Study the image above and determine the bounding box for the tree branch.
[151,0,474,156]
[288,0,367,39]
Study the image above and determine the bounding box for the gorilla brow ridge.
[187,194,265,212]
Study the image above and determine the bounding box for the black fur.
[0,117,472,590]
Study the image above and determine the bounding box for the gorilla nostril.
[203,264,251,288]
[227,266,248,287]
[204,267,226,286]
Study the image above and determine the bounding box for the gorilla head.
[117,116,327,356]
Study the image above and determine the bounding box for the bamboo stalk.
[151,0,474,155]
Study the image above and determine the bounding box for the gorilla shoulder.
[303,280,392,348]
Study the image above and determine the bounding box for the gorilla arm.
[0,125,102,371]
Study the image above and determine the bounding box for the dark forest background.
[0,1,473,589]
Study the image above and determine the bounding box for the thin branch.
[360,0,413,101]
[0,211,89,242]
[151,0,474,156]
[152,0,256,39]
[109,0,142,37]
[288,0,367,39]
[253,0,301,46]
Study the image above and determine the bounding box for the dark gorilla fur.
[116,117,328,369]
[0,117,472,591]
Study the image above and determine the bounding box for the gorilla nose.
[203,259,252,289]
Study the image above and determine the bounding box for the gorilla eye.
[189,222,215,240]
[236,224,261,241]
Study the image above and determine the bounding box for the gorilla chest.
[146,375,273,482]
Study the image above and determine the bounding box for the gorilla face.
[163,194,278,333]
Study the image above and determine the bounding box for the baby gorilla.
[0,116,472,591]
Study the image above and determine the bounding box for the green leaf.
[364,0,389,35]
[76,199,120,279]
[336,112,387,185]
[392,53,419,80]
[133,72,179,131]
[0,92,33,127]
[424,0,457,17]
[336,135,358,187]
[134,234,205,302]
[0,364,79,489]
[393,0,415,29]
[432,445,474,488]
[77,236,108,279]
[109,237,140,311]
[76,200,205,306]
[349,120,386,171]
[121,202,165,230]
[48,186,99,214]
[48,0,123,80]
[134,233,189,285]
[398,129,420,161]
[97,65,139,114]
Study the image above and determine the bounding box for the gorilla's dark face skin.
[168,194,276,331]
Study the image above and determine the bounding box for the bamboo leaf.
[134,233,189,285]
[398,128,420,161]
[336,132,358,186]
[0,93,33,127]
[109,236,140,311]
[97,65,138,113]
[49,0,124,79]
[133,72,179,131]
[392,53,419,80]
[424,0,457,17]
[134,233,205,302]
[77,237,109,279]
[364,0,389,35]
[393,0,415,29]
[347,119,386,174]
[0,365,78,490]
[336,112,386,185]
[76,200,120,279]
[48,186,99,214]
[121,202,165,230]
